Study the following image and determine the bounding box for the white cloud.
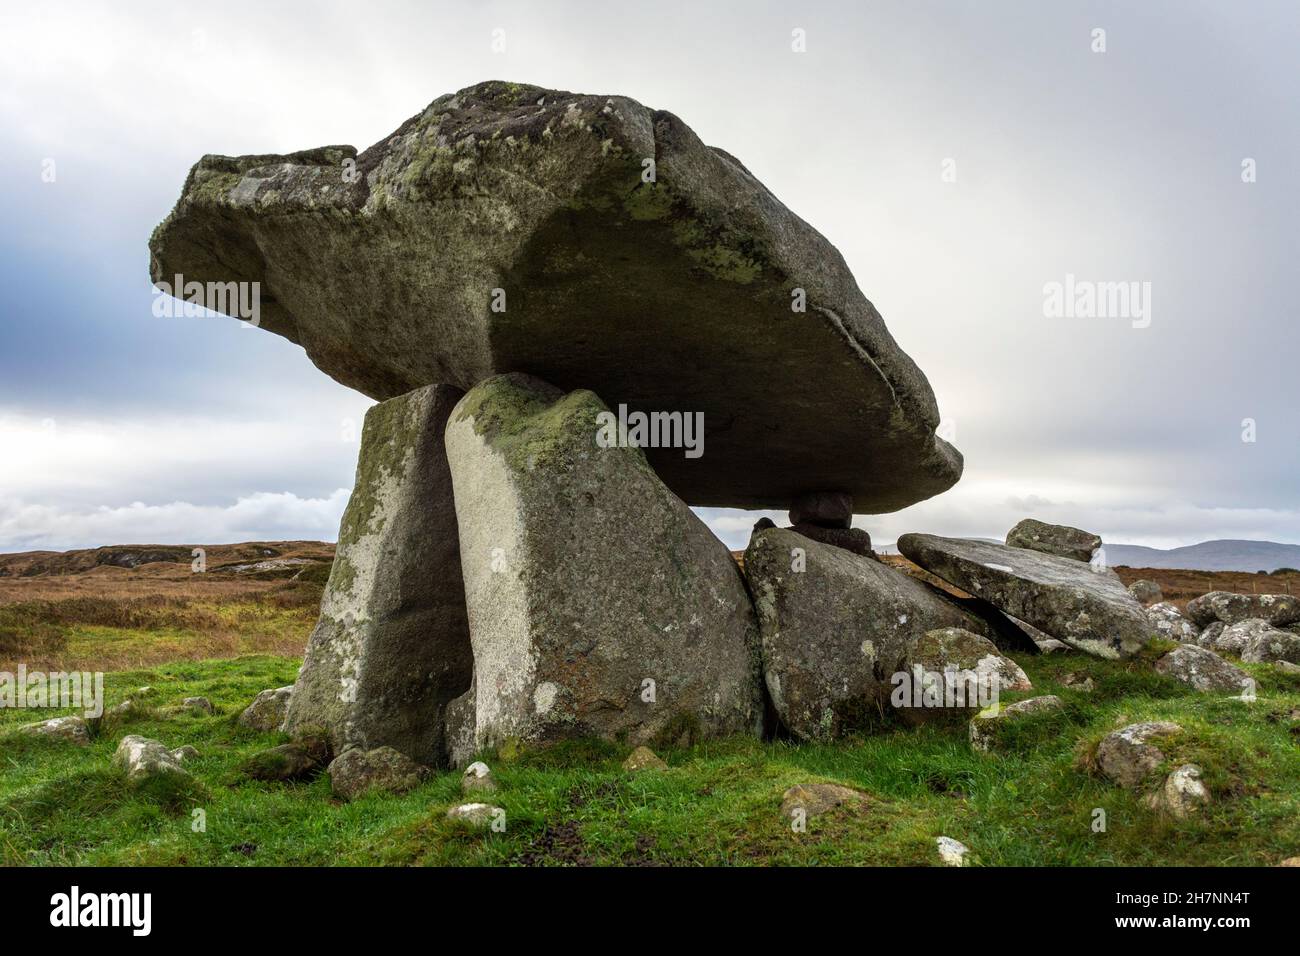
[0,490,349,553]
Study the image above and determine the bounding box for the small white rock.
[936,836,970,866]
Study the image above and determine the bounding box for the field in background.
[4,541,1300,867]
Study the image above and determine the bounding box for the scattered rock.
[622,746,668,772]
[461,761,498,793]
[446,374,762,752]
[789,491,853,529]
[1195,621,1226,651]
[1128,579,1164,605]
[780,783,867,821]
[149,81,961,513]
[1061,672,1095,692]
[1154,645,1252,693]
[113,735,190,783]
[1145,602,1200,643]
[1241,626,1300,665]
[1211,619,1270,656]
[327,746,429,801]
[1005,518,1101,562]
[242,738,330,782]
[1275,660,1300,675]
[20,715,90,746]
[935,836,970,866]
[897,627,1031,723]
[182,696,213,714]
[1186,591,1300,628]
[286,384,473,767]
[446,803,502,828]
[1278,857,1300,867]
[1036,638,1071,654]
[1096,722,1182,788]
[745,527,1004,740]
[968,695,1063,752]
[171,745,199,763]
[238,686,293,732]
[1145,764,1209,818]
[897,533,1152,658]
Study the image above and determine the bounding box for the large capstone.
[148,81,960,512]
[743,527,1014,739]
[444,373,763,753]
[897,533,1152,659]
[284,384,472,766]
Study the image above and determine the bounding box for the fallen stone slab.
[1005,518,1100,562]
[148,81,961,512]
[445,374,763,754]
[1154,645,1252,693]
[744,527,1006,740]
[285,384,473,767]
[1096,722,1182,789]
[897,533,1152,659]
[1186,591,1300,628]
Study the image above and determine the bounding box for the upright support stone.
[444,373,763,755]
[284,384,472,766]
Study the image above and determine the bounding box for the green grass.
[2,650,1299,866]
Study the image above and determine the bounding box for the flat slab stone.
[148,81,960,512]
[445,374,763,752]
[897,533,1153,658]
[284,384,473,766]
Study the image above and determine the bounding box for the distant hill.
[1101,539,1300,573]
[878,537,1300,573]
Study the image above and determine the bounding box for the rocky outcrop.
[1185,591,1300,628]
[285,384,472,767]
[148,81,961,513]
[897,533,1152,658]
[445,374,763,754]
[744,527,1009,739]
[1154,645,1252,693]
[1005,519,1100,562]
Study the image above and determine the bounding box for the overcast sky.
[1,0,1297,553]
